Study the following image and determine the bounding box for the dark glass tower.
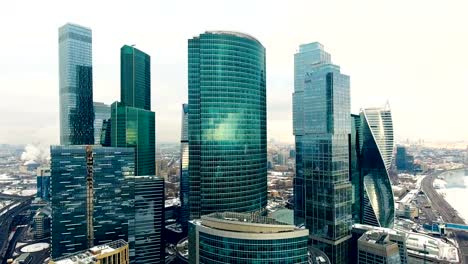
[293,43,352,264]
[50,145,134,259]
[59,23,94,145]
[179,104,189,231]
[188,31,267,219]
[111,102,156,176]
[93,102,110,145]
[350,114,362,224]
[121,45,151,110]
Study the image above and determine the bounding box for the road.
[421,172,468,263]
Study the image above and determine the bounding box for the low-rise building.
[49,240,129,264]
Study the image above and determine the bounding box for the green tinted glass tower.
[111,102,155,176]
[188,31,267,219]
[112,45,155,176]
[121,45,151,110]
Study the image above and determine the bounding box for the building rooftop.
[52,240,127,264]
[205,31,261,43]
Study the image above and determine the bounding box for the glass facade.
[188,31,267,218]
[126,176,165,264]
[360,106,395,228]
[350,114,362,224]
[121,45,151,111]
[293,43,352,264]
[93,102,111,145]
[180,104,189,231]
[50,145,134,259]
[111,102,156,176]
[188,212,309,264]
[293,42,331,225]
[59,23,94,145]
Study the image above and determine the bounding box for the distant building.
[36,167,50,201]
[33,206,51,239]
[179,104,189,231]
[358,231,402,263]
[396,146,408,170]
[93,102,110,145]
[59,23,94,145]
[188,31,267,218]
[292,42,352,263]
[188,212,309,263]
[50,145,134,259]
[50,240,129,264]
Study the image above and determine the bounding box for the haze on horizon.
[1,0,468,145]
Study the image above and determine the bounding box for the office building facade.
[360,106,395,228]
[50,145,134,259]
[293,42,332,225]
[188,212,309,264]
[93,102,111,145]
[180,104,189,231]
[188,31,267,218]
[36,167,51,201]
[50,240,129,264]
[358,231,401,264]
[292,43,352,263]
[121,45,151,111]
[59,23,94,145]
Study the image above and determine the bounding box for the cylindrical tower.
[188,31,267,218]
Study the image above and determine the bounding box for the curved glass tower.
[188,31,267,219]
[360,104,395,228]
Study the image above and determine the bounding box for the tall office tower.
[126,176,165,263]
[50,240,130,264]
[293,42,332,225]
[121,45,151,110]
[395,146,407,171]
[360,106,395,228]
[93,102,110,145]
[36,166,51,201]
[292,43,352,263]
[188,212,309,264]
[100,119,112,146]
[188,31,267,219]
[112,45,155,176]
[50,145,134,259]
[59,23,94,145]
[357,231,401,264]
[179,104,189,231]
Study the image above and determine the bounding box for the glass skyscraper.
[50,145,134,259]
[111,102,156,176]
[359,105,395,228]
[188,31,267,218]
[188,212,309,264]
[121,45,151,111]
[179,104,189,231]
[293,42,332,225]
[59,23,94,145]
[112,45,155,177]
[93,102,110,145]
[126,176,165,264]
[293,43,352,264]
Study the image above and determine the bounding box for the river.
[435,169,468,222]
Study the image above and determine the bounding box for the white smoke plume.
[20,144,50,164]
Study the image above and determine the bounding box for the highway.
[421,172,468,263]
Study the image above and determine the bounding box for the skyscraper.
[59,23,94,145]
[360,105,395,228]
[188,31,267,219]
[126,176,165,264]
[111,102,155,176]
[50,145,134,259]
[188,212,309,264]
[93,102,110,145]
[395,146,407,171]
[293,43,352,263]
[293,42,332,225]
[112,45,155,176]
[179,104,189,231]
[121,45,151,110]
[350,114,362,224]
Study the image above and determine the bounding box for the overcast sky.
[1,0,468,145]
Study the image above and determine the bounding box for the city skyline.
[2,0,468,145]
